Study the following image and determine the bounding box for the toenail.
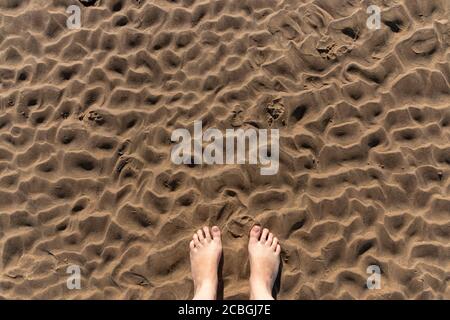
[212,226,219,232]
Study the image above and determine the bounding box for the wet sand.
[0,0,449,299]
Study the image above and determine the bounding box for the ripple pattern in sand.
[0,0,449,299]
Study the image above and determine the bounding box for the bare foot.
[190,226,222,300]
[248,225,281,300]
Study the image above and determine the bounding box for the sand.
[0,0,449,300]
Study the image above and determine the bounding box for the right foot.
[190,226,222,300]
[248,225,281,300]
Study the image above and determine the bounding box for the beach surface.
[0,0,449,299]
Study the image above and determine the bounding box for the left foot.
[190,226,222,300]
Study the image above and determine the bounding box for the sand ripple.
[0,0,449,299]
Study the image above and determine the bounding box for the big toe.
[211,226,221,241]
[249,225,261,244]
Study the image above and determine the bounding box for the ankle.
[193,280,217,300]
[249,279,274,300]
[250,276,272,290]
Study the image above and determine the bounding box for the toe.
[249,225,261,244]
[266,233,274,246]
[275,244,281,255]
[203,226,212,242]
[260,228,269,243]
[211,226,221,241]
[271,237,278,250]
[197,229,205,243]
[189,240,195,250]
[193,233,201,247]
